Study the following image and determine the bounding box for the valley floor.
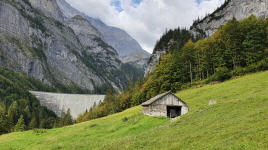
[0,71,268,150]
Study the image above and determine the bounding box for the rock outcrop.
[66,15,103,41]
[0,0,129,92]
[190,0,268,37]
[29,0,64,22]
[145,0,268,76]
[30,91,105,119]
[144,51,167,77]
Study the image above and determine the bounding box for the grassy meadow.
[0,71,268,150]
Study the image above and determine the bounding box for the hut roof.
[142,91,181,106]
[141,91,188,107]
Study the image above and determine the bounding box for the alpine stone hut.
[141,91,189,118]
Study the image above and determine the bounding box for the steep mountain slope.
[145,0,268,76]
[56,0,150,67]
[190,0,268,37]
[0,0,131,93]
[66,15,103,41]
[0,71,267,149]
[29,0,64,22]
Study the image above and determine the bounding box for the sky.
[66,0,224,53]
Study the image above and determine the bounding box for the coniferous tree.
[120,80,134,110]
[14,115,26,132]
[0,105,12,134]
[131,78,144,106]
[240,15,266,65]
[29,117,38,129]
[7,101,20,126]
[0,114,9,134]
[63,109,73,126]
[220,18,243,69]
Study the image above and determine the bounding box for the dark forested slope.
[0,67,60,135]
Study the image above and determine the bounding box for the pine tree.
[29,117,37,129]
[23,105,31,126]
[63,109,73,126]
[8,101,20,125]
[0,107,12,134]
[14,115,26,132]
[240,15,266,65]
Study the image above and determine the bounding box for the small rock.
[209,100,217,105]
[197,85,202,88]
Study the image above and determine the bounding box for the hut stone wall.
[142,94,188,117]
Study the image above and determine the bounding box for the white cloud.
[66,0,224,53]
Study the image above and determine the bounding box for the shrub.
[248,58,268,72]
[210,67,231,82]
[89,124,97,128]
[122,117,128,122]
[231,59,268,76]
[231,67,247,76]
[33,129,47,135]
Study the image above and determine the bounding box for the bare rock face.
[121,52,150,69]
[144,51,167,77]
[29,0,64,22]
[65,15,125,91]
[65,16,104,47]
[0,0,128,92]
[190,0,268,37]
[0,1,47,83]
[144,39,174,76]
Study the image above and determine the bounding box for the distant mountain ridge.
[56,0,150,67]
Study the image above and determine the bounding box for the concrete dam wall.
[30,91,105,119]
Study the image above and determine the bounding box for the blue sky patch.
[111,0,123,12]
[197,0,202,4]
[132,0,142,5]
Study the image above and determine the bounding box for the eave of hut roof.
[141,91,172,106]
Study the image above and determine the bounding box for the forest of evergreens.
[76,15,268,123]
[0,68,73,135]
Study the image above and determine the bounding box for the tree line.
[0,68,73,135]
[76,15,268,123]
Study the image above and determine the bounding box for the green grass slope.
[0,71,268,150]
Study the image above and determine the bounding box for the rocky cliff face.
[145,0,268,76]
[66,15,103,41]
[0,0,128,93]
[56,0,150,68]
[29,0,64,22]
[190,0,268,37]
[145,51,167,76]
[145,39,175,76]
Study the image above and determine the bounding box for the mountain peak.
[56,0,150,65]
